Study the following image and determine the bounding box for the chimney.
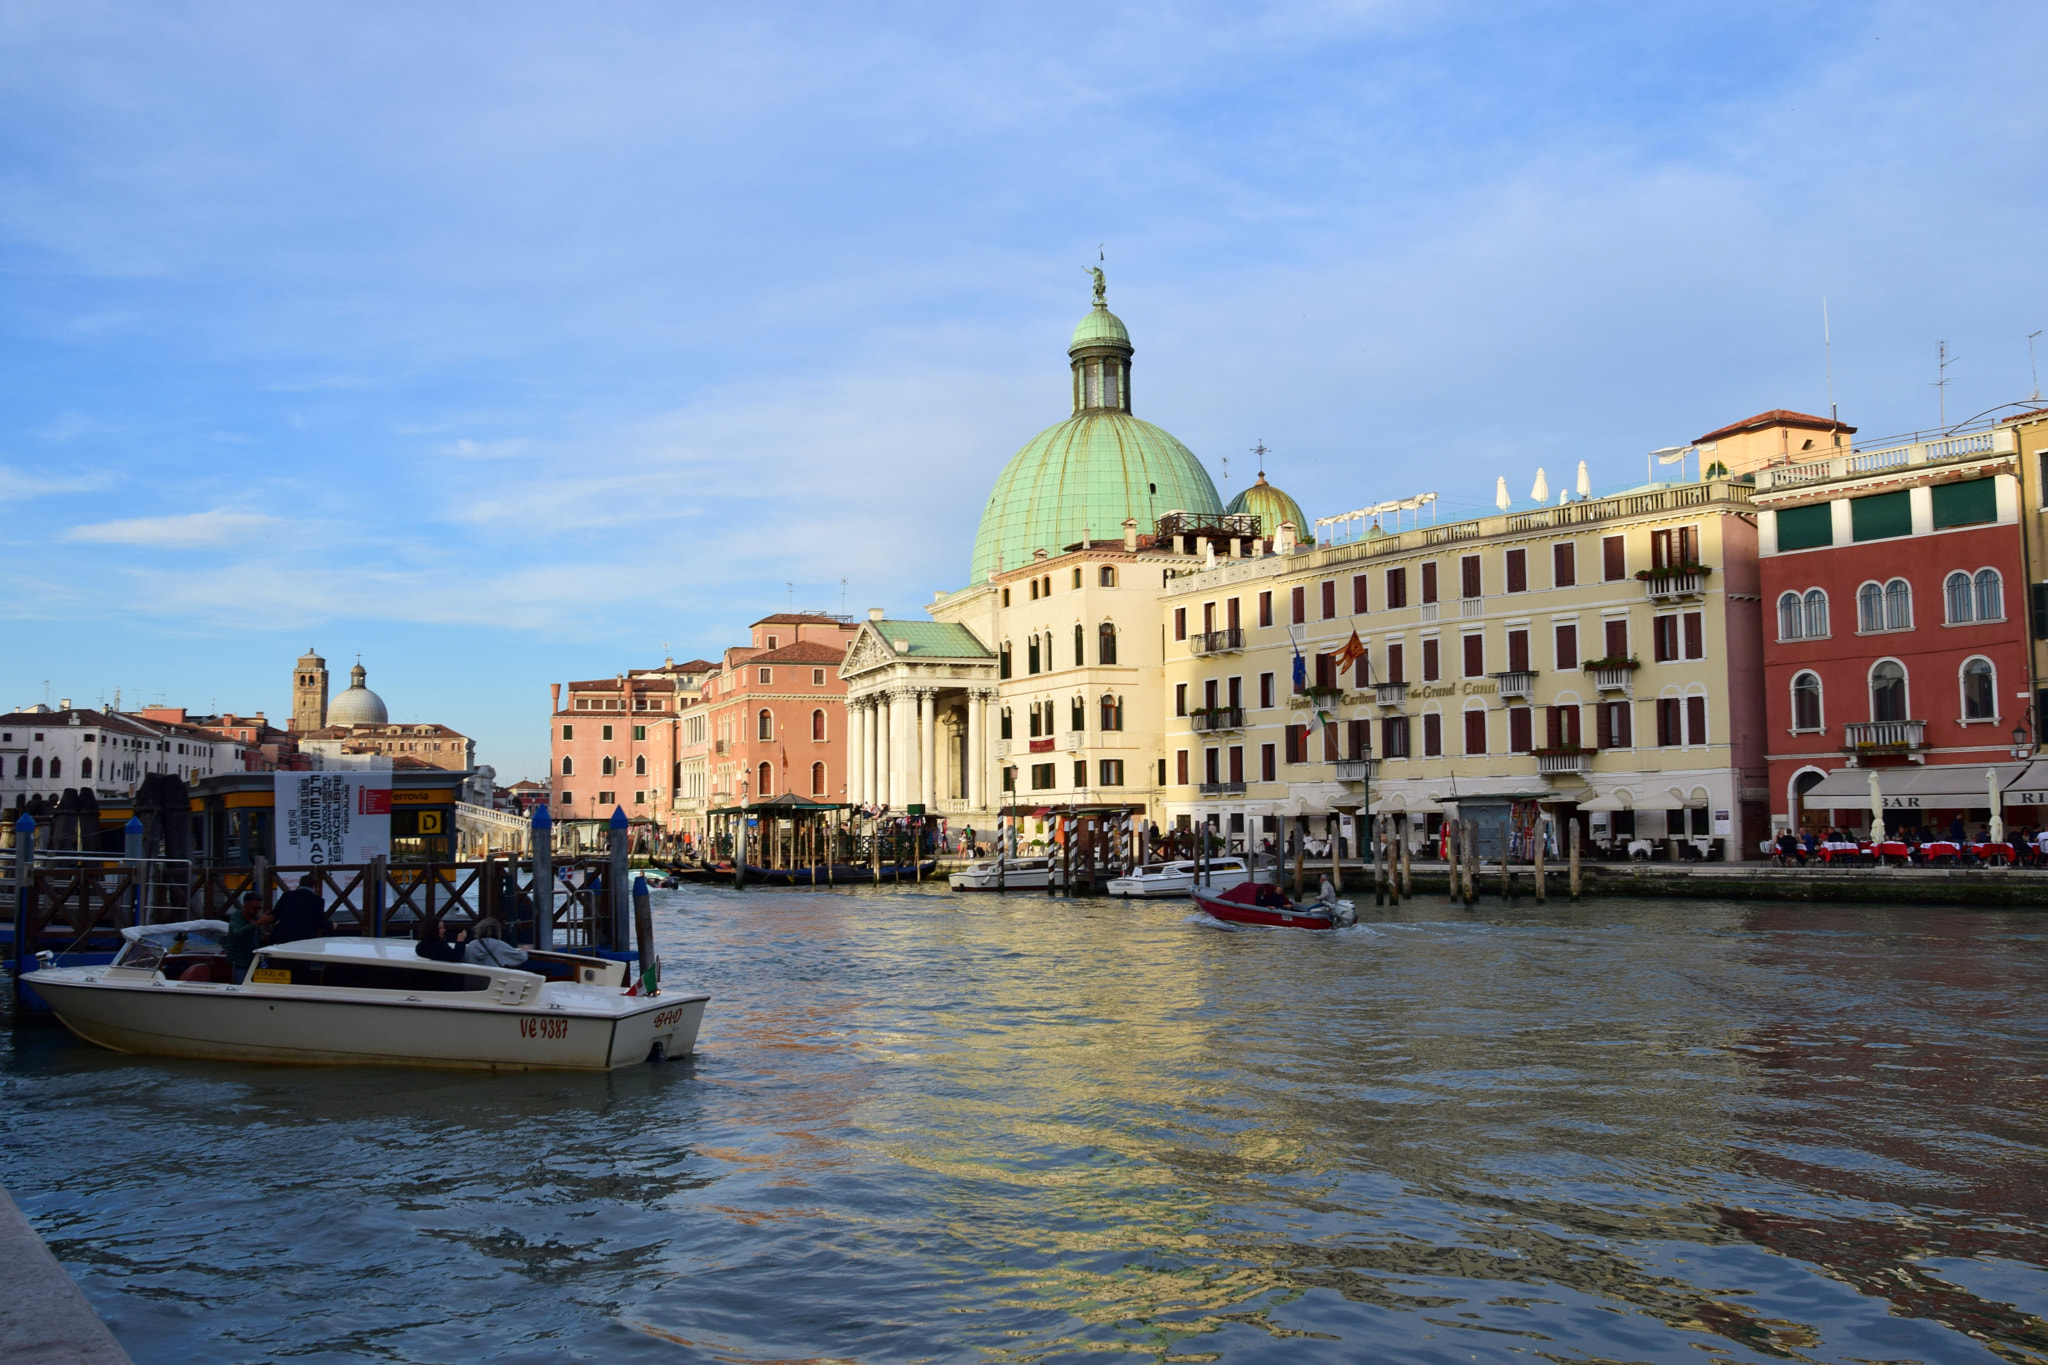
[1277,520,1298,554]
[1081,525,1091,549]
[550,682,561,713]
[60,698,71,711]
[868,607,885,621]
[1122,518,1138,552]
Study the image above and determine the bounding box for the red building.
[1754,418,2032,837]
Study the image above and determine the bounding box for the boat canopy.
[120,919,229,942]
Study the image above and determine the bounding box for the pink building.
[548,672,682,835]
[699,613,860,808]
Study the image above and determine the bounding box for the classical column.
[919,690,936,809]
[852,701,869,806]
[890,688,913,810]
[874,694,889,808]
[965,691,982,811]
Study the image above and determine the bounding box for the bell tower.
[292,648,329,732]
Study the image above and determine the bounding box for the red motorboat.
[1190,881,1355,931]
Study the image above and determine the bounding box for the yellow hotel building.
[1159,479,1771,860]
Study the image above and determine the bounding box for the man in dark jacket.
[270,876,332,944]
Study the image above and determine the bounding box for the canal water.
[3,889,2046,1364]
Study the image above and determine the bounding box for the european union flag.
[1291,649,1306,692]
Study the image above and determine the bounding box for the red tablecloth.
[1972,842,2016,862]
[1874,841,1909,859]
[1921,841,1960,859]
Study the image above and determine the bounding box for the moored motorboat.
[1106,856,1272,898]
[24,921,708,1071]
[1190,881,1355,930]
[948,856,1052,891]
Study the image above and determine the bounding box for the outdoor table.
[1973,842,2016,865]
[1818,841,1862,864]
[1920,841,1960,864]
[1874,841,1910,863]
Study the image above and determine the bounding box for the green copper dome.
[1070,304,1130,349]
[1224,472,1308,539]
[969,277,1222,582]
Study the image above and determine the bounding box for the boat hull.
[26,975,707,1071]
[948,865,1052,890]
[1190,886,1339,931]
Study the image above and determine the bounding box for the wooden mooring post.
[1568,818,1583,903]
[1534,824,1547,904]
[1463,819,1479,908]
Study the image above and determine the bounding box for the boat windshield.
[114,921,228,972]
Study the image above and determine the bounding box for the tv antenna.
[2029,331,2042,401]
[840,577,848,612]
[1934,340,1957,429]
[1823,299,1836,424]
[786,581,794,610]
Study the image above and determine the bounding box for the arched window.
[1070,696,1086,732]
[48,757,60,779]
[1962,657,1996,720]
[1099,565,1117,587]
[1857,582,1883,633]
[1945,571,1973,623]
[1027,636,1040,674]
[1073,623,1085,667]
[1803,589,1828,638]
[757,708,773,740]
[1884,578,1911,630]
[1777,592,1803,640]
[80,757,91,779]
[561,756,573,775]
[757,761,773,796]
[1099,693,1123,731]
[601,756,615,775]
[634,754,646,776]
[811,761,826,796]
[1000,707,1012,739]
[1870,660,1908,722]
[811,708,826,741]
[1098,621,1117,665]
[1975,568,2003,621]
[1791,672,1822,731]
[999,642,1012,679]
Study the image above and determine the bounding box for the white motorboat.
[948,856,1052,891]
[1106,857,1274,898]
[24,921,708,1072]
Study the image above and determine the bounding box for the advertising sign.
[276,771,393,865]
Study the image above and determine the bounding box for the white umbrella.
[1531,467,1549,503]
[1495,476,1510,511]
[1576,460,1591,496]
[1989,767,2005,845]
[1557,488,1569,506]
[1867,768,1885,844]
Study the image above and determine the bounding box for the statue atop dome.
[1087,265,1106,307]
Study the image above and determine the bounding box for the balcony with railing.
[1191,627,1245,656]
[1335,758,1374,783]
[1373,681,1409,706]
[1642,568,1710,601]
[1492,670,1536,701]
[1585,661,1638,693]
[1755,423,2015,492]
[1843,719,1927,755]
[1418,602,1439,623]
[1197,781,1248,797]
[1460,596,1485,618]
[1535,748,1591,777]
[1190,705,1246,733]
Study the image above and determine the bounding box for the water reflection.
[3,890,2045,1363]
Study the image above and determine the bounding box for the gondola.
[739,860,937,886]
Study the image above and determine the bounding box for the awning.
[1799,763,2027,808]
[2005,759,2048,809]
[1575,792,1632,812]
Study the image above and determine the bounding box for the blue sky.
[3,1,2044,780]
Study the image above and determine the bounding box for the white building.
[1,703,243,810]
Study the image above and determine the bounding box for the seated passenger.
[415,920,467,963]
[226,892,273,982]
[464,922,529,968]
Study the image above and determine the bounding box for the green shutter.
[1775,503,1833,551]
[1850,490,1912,542]
[1930,477,1998,529]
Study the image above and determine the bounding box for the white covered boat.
[24,921,707,1072]
[1106,857,1274,898]
[948,856,1052,891]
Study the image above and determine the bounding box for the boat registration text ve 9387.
[519,1017,568,1040]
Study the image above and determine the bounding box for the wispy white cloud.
[68,508,288,548]
[0,464,107,501]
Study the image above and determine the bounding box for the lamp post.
[2012,723,2032,762]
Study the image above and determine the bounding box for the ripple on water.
[3,890,2046,1363]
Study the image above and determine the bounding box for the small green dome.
[971,412,1222,582]
[1070,304,1130,350]
[1224,473,1308,539]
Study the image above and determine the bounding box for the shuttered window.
[1352,575,1369,613]
[1931,477,1998,529]
[1462,634,1484,677]
[1422,712,1442,757]
[1508,707,1532,753]
[1851,490,1912,542]
[1554,623,1578,669]
[1553,542,1576,587]
[1775,502,1833,551]
[1463,709,1487,754]
[1602,535,1626,580]
[1505,548,1527,593]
